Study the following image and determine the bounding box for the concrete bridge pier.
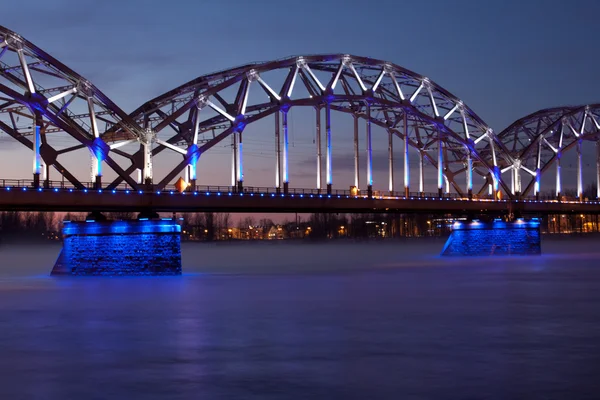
[52,214,182,276]
[441,218,541,256]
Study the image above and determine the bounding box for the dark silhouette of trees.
[0,211,58,241]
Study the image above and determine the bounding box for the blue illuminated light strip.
[452,220,540,230]
[6,182,600,206]
[64,219,181,237]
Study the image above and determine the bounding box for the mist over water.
[1,237,600,399]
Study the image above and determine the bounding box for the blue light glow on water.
[0,239,599,398]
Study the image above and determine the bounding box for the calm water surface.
[1,237,599,399]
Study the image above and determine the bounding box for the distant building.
[267,225,288,240]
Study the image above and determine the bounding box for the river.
[0,236,599,399]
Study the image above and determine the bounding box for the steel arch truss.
[1,25,597,201]
[113,54,513,195]
[493,105,600,199]
[0,26,143,189]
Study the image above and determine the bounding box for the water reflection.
[0,238,599,398]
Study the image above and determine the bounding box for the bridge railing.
[0,179,136,191]
[0,179,597,203]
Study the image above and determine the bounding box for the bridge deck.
[0,186,598,214]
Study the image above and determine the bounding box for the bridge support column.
[535,169,541,200]
[596,142,600,200]
[556,153,562,200]
[353,114,360,192]
[91,153,102,189]
[466,151,473,199]
[388,129,394,195]
[42,163,51,189]
[403,112,409,197]
[513,166,521,199]
[187,155,197,192]
[366,103,373,198]
[403,131,410,197]
[326,102,332,195]
[492,166,500,200]
[32,117,41,188]
[237,131,244,192]
[143,129,154,186]
[437,134,444,198]
[282,110,289,194]
[316,107,322,193]
[275,111,281,193]
[52,219,182,276]
[419,150,424,197]
[577,140,583,201]
[231,131,238,191]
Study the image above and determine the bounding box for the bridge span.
[2,25,598,273]
[0,181,598,215]
[2,25,600,210]
[1,25,600,219]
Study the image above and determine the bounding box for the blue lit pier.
[52,220,182,276]
[441,219,541,256]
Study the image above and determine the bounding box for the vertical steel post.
[316,107,322,191]
[282,110,289,194]
[275,112,281,191]
[142,129,153,186]
[353,114,359,190]
[366,102,373,198]
[597,141,600,199]
[577,140,583,201]
[91,154,99,188]
[32,114,41,188]
[466,151,473,199]
[43,163,50,188]
[438,132,443,198]
[419,151,424,196]
[231,132,237,189]
[90,143,102,189]
[556,153,562,199]
[403,113,410,197]
[326,102,332,194]
[237,131,243,192]
[189,161,197,191]
[511,167,515,195]
[388,130,394,194]
[515,166,521,197]
[535,139,542,199]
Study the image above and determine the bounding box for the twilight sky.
[2,0,600,196]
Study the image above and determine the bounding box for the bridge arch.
[493,105,600,199]
[6,25,595,201]
[0,25,143,189]
[109,54,513,196]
